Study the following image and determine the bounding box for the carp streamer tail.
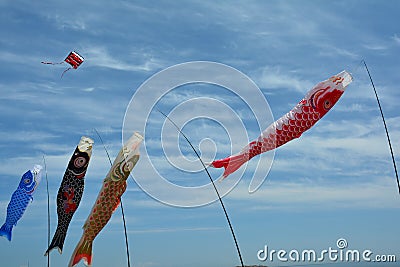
[157,109,245,267]
[363,60,400,195]
[93,128,132,267]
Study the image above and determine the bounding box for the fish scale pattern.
[55,171,84,230]
[0,167,42,241]
[83,179,126,241]
[4,189,31,226]
[248,103,323,159]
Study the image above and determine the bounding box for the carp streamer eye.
[24,178,31,184]
[74,156,87,168]
[324,100,331,110]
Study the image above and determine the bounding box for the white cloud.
[227,176,399,210]
[254,66,314,93]
[1,2,400,266]
[0,51,41,68]
[393,34,400,45]
[128,226,223,234]
[363,43,388,51]
[50,14,86,31]
[318,45,359,59]
[83,46,164,72]
[82,87,95,92]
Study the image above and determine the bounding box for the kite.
[45,136,94,255]
[0,165,43,241]
[69,132,143,267]
[211,70,353,178]
[41,51,84,77]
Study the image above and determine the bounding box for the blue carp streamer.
[0,165,43,241]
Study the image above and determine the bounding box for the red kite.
[42,51,84,77]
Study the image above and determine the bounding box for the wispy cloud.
[318,44,360,59]
[0,51,42,68]
[49,14,86,31]
[1,1,400,266]
[128,226,222,234]
[363,43,388,51]
[393,34,400,45]
[84,46,164,72]
[254,66,314,93]
[227,176,399,210]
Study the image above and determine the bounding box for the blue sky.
[1,1,400,267]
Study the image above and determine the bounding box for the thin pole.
[93,128,132,267]
[158,109,245,267]
[363,60,400,194]
[43,155,50,267]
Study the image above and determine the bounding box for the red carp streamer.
[211,70,352,178]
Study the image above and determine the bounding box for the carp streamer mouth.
[25,185,37,194]
[31,176,41,192]
[77,137,94,154]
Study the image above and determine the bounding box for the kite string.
[42,155,50,267]
[41,61,64,65]
[40,60,70,78]
[60,67,72,78]
[93,129,132,267]
[362,60,400,195]
[157,109,245,267]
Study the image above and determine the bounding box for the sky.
[0,1,400,267]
